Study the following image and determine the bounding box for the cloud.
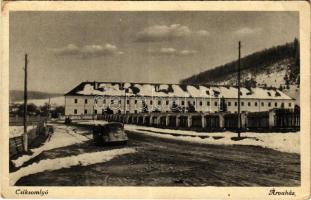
[51,44,80,56]
[233,27,263,36]
[50,43,123,58]
[179,49,197,55]
[148,47,197,56]
[135,24,208,42]
[194,30,209,37]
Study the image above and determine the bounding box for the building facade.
[64,82,295,115]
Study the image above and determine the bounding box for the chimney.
[94,81,99,90]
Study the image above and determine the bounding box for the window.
[150,100,153,105]
[228,102,231,106]
[94,110,97,114]
[275,102,278,107]
[95,99,97,104]
[268,102,271,107]
[289,102,292,107]
[134,110,137,114]
[255,102,258,107]
[199,101,203,106]
[84,109,87,114]
[135,100,137,104]
[85,99,88,104]
[166,100,169,105]
[111,100,114,104]
[103,99,106,104]
[235,102,237,106]
[74,109,77,114]
[127,100,130,104]
[241,102,244,106]
[74,99,78,104]
[158,100,161,105]
[248,102,251,106]
[214,101,218,106]
[193,101,196,105]
[119,100,121,104]
[281,103,284,108]
[261,102,264,107]
[207,101,210,106]
[181,101,185,106]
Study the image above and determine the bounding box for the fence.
[88,108,300,132]
[274,108,300,129]
[9,119,52,158]
[247,111,270,130]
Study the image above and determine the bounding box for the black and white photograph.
[1,1,310,199]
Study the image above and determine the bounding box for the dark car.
[93,122,128,145]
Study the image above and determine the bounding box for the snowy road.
[12,122,300,186]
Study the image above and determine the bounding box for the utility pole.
[123,88,128,124]
[237,41,241,138]
[23,54,28,152]
[48,97,51,118]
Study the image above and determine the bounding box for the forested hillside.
[181,39,300,89]
[9,90,62,102]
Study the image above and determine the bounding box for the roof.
[64,81,293,100]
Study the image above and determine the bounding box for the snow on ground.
[9,126,36,138]
[15,96,64,107]
[73,119,108,125]
[125,125,300,154]
[11,124,91,168]
[10,147,136,185]
[73,120,299,154]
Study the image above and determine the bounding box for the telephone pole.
[237,41,241,138]
[23,54,28,151]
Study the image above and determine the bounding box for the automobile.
[93,122,128,146]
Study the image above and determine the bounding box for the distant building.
[64,81,295,115]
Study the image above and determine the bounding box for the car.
[93,122,128,146]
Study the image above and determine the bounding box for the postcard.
[1,1,310,199]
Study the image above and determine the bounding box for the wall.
[65,95,295,115]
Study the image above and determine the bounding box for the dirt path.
[15,124,300,186]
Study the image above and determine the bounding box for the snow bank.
[125,125,300,154]
[9,126,36,138]
[74,120,108,125]
[10,147,136,185]
[11,124,91,168]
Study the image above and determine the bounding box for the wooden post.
[23,54,28,152]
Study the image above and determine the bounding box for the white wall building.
[64,81,295,115]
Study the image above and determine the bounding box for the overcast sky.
[10,11,299,93]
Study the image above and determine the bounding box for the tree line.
[181,39,300,86]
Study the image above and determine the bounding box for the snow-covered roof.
[65,81,293,100]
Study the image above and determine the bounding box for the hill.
[9,90,63,102]
[181,39,300,89]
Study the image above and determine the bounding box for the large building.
[64,81,295,115]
